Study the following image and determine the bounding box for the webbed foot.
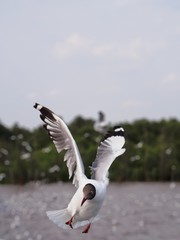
[65,217,73,229]
[82,223,91,233]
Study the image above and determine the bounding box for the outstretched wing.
[91,127,125,185]
[34,103,86,188]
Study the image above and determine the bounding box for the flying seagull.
[94,111,109,134]
[34,103,125,233]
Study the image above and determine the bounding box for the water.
[0,182,180,240]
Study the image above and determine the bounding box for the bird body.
[47,175,106,231]
[34,103,125,233]
[68,179,106,224]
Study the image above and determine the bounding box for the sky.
[0,0,180,129]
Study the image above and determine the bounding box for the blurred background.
[0,0,180,184]
[0,115,180,184]
[0,1,180,239]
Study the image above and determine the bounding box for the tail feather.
[46,209,71,230]
[46,209,100,230]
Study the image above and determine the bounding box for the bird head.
[81,183,96,206]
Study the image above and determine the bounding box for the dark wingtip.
[40,106,56,121]
[113,126,124,136]
[33,103,39,109]
[40,114,45,122]
[34,103,56,122]
[103,126,124,141]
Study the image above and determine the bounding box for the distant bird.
[34,103,125,233]
[94,111,109,134]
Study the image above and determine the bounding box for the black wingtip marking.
[33,103,39,109]
[103,126,124,141]
[40,114,46,123]
[40,106,56,121]
[113,126,124,136]
[34,103,56,121]
[34,103,56,122]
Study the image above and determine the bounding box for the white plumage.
[34,103,125,233]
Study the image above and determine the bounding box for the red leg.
[82,223,91,233]
[65,217,73,229]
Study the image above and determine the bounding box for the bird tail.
[46,209,99,230]
[46,208,71,230]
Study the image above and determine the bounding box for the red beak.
[81,197,86,206]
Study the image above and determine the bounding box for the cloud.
[121,99,146,109]
[52,33,93,58]
[164,73,177,83]
[26,92,37,100]
[162,73,180,91]
[26,89,61,102]
[52,33,166,62]
[120,99,150,121]
[47,89,61,97]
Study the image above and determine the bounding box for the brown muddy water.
[0,182,180,240]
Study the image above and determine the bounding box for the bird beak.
[81,197,86,206]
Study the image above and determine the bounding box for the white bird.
[94,111,109,134]
[34,103,126,233]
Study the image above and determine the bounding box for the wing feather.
[91,127,125,184]
[34,103,86,187]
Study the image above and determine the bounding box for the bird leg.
[65,217,73,229]
[82,223,91,233]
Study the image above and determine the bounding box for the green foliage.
[0,117,180,184]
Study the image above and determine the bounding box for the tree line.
[0,116,180,184]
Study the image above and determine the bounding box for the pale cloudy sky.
[0,0,180,129]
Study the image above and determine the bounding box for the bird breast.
[68,180,106,221]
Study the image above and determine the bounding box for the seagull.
[94,111,109,134]
[34,103,126,233]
